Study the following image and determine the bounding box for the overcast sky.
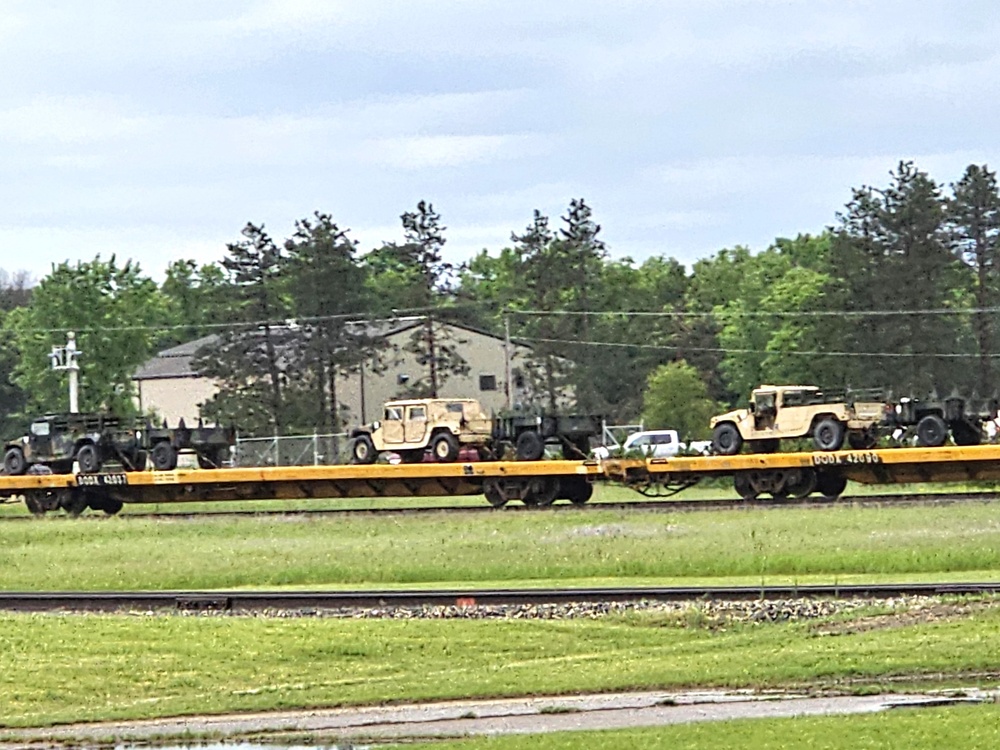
[2,0,998,283]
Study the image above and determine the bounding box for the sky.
[2,0,999,283]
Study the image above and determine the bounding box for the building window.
[479,374,497,391]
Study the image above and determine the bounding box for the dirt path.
[1,688,994,747]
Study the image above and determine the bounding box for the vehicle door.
[27,420,53,460]
[774,390,812,436]
[381,406,405,445]
[404,405,428,444]
[650,432,676,458]
[752,391,777,432]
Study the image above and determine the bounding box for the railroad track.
[2,491,999,520]
[1,583,997,613]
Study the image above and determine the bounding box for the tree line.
[1,160,998,439]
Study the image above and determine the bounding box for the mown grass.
[1,502,1000,590]
[2,603,1000,727]
[400,704,1000,750]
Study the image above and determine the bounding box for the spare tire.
[916,414,948,447]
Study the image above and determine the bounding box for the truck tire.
[916,414,948,447]
[4,446,26,476]
[812,418,845,451]
[515,430,545,461]
[151,442,178,471]
[712,423,743,455]
[431,432,460,462]
[76,444,102,474]
[350,435,377,464]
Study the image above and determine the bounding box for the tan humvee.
[710,385,886,455]
[348,398,494,464]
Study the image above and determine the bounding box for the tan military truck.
[710,385,886,455]
[348,398,494,464]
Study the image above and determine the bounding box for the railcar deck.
[3,444,1000,514]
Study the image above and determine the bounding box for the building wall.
[134,324,538,432]
[135,377,219,425]
[334,328,534,425]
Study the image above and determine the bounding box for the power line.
[520,336,1000,360]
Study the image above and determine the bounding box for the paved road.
[0,688,993,747]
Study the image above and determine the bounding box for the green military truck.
[2,414,236,475]
[3,413,145,475]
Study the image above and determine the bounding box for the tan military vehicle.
[710,385,886,455]
[348,398,494,464]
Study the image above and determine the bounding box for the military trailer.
[711,385,887,455]
[142,419,237,471]
[884,396,999,447]
[3,413,145,475]
[348,398,602,464]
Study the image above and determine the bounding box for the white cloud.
[359,134,547,169]
[0,96,149,144]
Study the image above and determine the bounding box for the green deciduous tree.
[7,256,167,415]
[641,360,717,441]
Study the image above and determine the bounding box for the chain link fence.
[234,433,350,467]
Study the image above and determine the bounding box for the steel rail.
[2,491,998,520]
[0,583,997,613]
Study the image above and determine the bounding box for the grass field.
[398,704,1000,750]
[1,601,1000,727]
[1,501,999,590]
[2,488,1000,738]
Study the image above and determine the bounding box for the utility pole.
[503,313,512,410]
[50,331,82,413]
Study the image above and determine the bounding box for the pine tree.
[948,164,1000,391]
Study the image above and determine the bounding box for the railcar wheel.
[561,476,594,505]
[915,414,948,447]
[431,432,460,462]
[815,472,848,500]
[515,430,545,461]
[812,418,845,451]
[23,492,46,516]
[785,468,817,499]
[97,497,124,515]
[712,423,743,455]
[4,446,26,476]
[350,435,377,465]
[525,477,559,506]
[60,489,90,517]
[733,473,758,501]
[151,442,178,471]
[76,444,102,474]
[483,479,508,508]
